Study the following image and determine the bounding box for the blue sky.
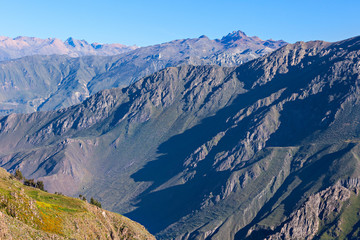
[0,0,359,46]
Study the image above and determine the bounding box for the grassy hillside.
[0,167,155,240]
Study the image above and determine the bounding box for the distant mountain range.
[1,35,360,239]
[0,36,138,61]
[0,31,286,115]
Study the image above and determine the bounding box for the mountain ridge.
[1,35,359,239]
[0,36,138,61]
[0,30,286,115]
[0,31,285,62]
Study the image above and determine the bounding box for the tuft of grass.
[36,201,64,235]
[337,193,360,238]
[26,189,85,212]
[317,192,360,239]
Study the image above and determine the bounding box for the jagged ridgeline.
[0,31,285,115]
[0,36,138,61]
[0,35,360,239]
[0,167,155,239]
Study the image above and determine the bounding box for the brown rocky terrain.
[0,35,359,239]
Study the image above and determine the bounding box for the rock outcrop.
[264,183,356,239]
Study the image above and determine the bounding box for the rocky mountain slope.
[0,31,286,115]
[0,36,137,61]
[0,35,359,239]
[0,167,154,239]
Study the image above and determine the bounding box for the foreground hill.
[0,31,286,115]
[0,35,360,239]
[0,167,154,239]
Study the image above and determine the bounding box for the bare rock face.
[265,183,353,240]
[0,36,360,239]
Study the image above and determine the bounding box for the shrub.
[79,195,87,201]
[24,179,36,187]
[90,197,101,208]
[22,177,45,191]
[36,181,45,191]
[14,169,24,180]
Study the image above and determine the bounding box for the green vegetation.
[27,190,85,213]
[317,192,360,239]
[24,178,35,187]
[12,170,45,192]
[0,167,154,239]
[79,194,87,201]
[14,169,24,180]
[90,197,102,208]
[35,181,44,191]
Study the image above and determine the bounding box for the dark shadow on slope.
[128,169,231,234]
[266,76,356,147]
[235,143,355,239]
[131,52,327,192]
[345,219,360,240]
[130,76,288,189]
[127,50,344,235]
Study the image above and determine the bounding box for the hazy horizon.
[1,0,359,47]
